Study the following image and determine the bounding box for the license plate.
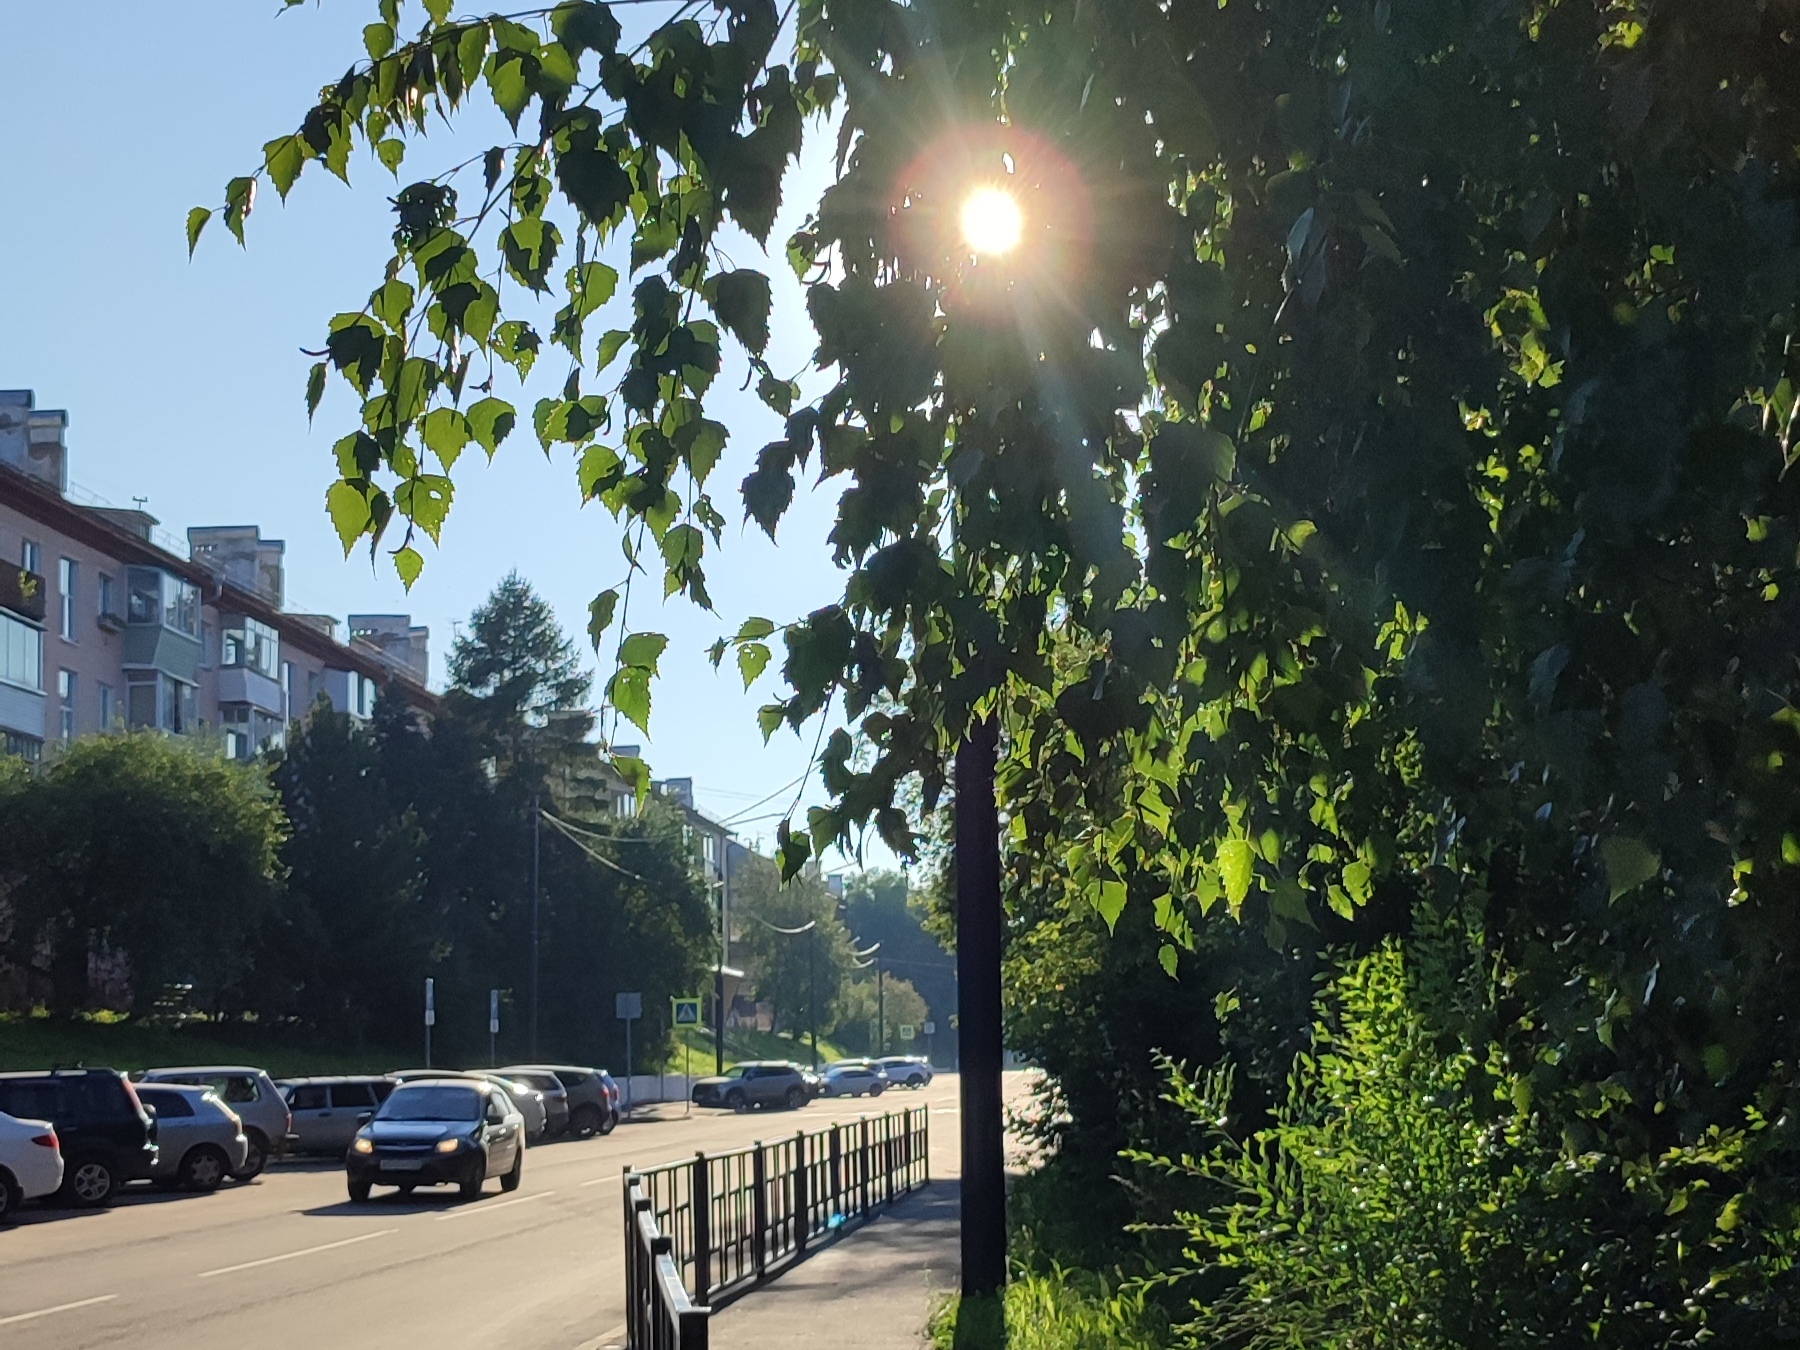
[379,1159,425,1172]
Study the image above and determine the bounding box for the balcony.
[0,566,46,623]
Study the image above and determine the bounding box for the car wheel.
[60,1157,118,1208]
[908,1076,925,1088]
[599,1108,617,1136]
[0,1168,19,1224]
[870,1083,886,1096]
[459,1159,486,1200]
[570,1105,602,1139]
[180,1145,230,1193]
[784,1087,806,1110]
[726,1089,748,1114]
[347,1178,371,1203]
[234,1130,269,1181]
[501,1149,523,1193]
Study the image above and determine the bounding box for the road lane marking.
[198,1229,396,1278]
[580,1176,612,1187]
[433,1189,557,1221]
[0,1295,118,1327]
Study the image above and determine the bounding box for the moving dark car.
[346,1079,524,1202]
[0,1068,157,1206]
[691,1061,811,1112]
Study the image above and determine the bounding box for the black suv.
[0,1069,158,1206]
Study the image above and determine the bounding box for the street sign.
[424,977,436,1027]
[671,997,702,1027]
[899,1023,916,1042]
[923,1021,936,1036]
[489,988,500,1036]
[616,991,643,1021]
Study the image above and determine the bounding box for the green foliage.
[1137,944,1800,1348]
[0,734,285,1017]
[840,869,957,1054]
[731,852,854,1040]
[831,971,926,1058]
[931,1272,1160,1350]
[447,570,594,768]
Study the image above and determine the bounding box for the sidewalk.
[706,1179,961,1350]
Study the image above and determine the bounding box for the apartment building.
[0,388,437,761]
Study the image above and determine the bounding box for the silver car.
[280,1077,398,1155]
[493,1070,571,1136]
[137,1065,293,1179]
[134,1084,249,1192]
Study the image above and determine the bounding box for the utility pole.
[956,717,1005,1298]
[808,925,819,1069]
[877,958,885,1058]
[530,790,541,1061]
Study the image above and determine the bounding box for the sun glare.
[960,186,1023,256]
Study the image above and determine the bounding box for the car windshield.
[377,1086,481,1121]
[720,1066,747,1079]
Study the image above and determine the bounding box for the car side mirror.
[357,1111,373,1124]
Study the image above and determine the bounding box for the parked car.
[0,1069,157,1207]
[134,1084,249,1193]
[597,1070,622,1124]
[800,1067,826,1099]
[346,1079,525,1202]
[820,1060,891,1098]
[876,1055,934,1088]
[280,1076,397,1155]
[137,1065,292,1179]
[500,1064,616,1137]
[691,1061,812,1112]
[489,1069,571,1136]
[390,1070,547,1142]
[0,1109,63,1223]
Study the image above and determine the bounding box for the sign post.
[489,989,500,1067]
[672,997,701,1117]
[899,1023,916,1043]
[424,977,436,1068]
[616,992,642,1113]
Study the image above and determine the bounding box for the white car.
[820,1061,891,1097]
[0,1109,64,1222]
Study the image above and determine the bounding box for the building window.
[20,539,40,575]
[221,704,286,761]
[57,670,76,740]
[0,613,42,691]
[98,682,115,730]
[162,676,196,734]
[282,661,294,719]
[58,559,76,640]
[124,568,200,636]
[97,572,115,621]
[127,676,157,729]
[2,731,41,762]
[222,616,281,679]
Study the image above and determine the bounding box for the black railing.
[626,1176,710,1350]
[622,1105,930,1348]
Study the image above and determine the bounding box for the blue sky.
[0,2,893,868]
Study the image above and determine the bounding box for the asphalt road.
[0,1074,976,1350]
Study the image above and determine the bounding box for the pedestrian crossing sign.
[672,997,702,1027]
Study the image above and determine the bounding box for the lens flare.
[960,186,1023,256]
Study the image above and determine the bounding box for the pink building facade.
[0,389,436,761]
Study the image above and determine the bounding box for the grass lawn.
[665,1022,847,1073]
[0,1014,406,1078]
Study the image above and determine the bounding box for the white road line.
[198,1228,397,1278]
[580,1176,611,1187]
[0,1295,118,1327]
[433,1189,557,1221]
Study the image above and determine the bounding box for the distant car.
[280,1076,398,1155]
[0,1069,157,1206]
[876,1056,933,1089]
[0,1110,63,1222]
[134,1084,249,1193]
[346,1079,525,1202]
[490,1070,571,1136]
[820,1061,890,1098]
[137,1065,292,1179]
[390,1070,547,1142]
[597,1071,622,1125]
[500,1064,616,1138]
[800,1068,826,1099]
[691,1061,811,1113]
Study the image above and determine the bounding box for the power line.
[538,810,649,882]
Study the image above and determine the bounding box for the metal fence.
[622,1105,931,1349]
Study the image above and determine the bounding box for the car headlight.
[352,1137,374,1154]
[435,1138,464,1153]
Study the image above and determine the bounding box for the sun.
[960,185,1023,256]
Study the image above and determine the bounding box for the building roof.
[0,459,439,712]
